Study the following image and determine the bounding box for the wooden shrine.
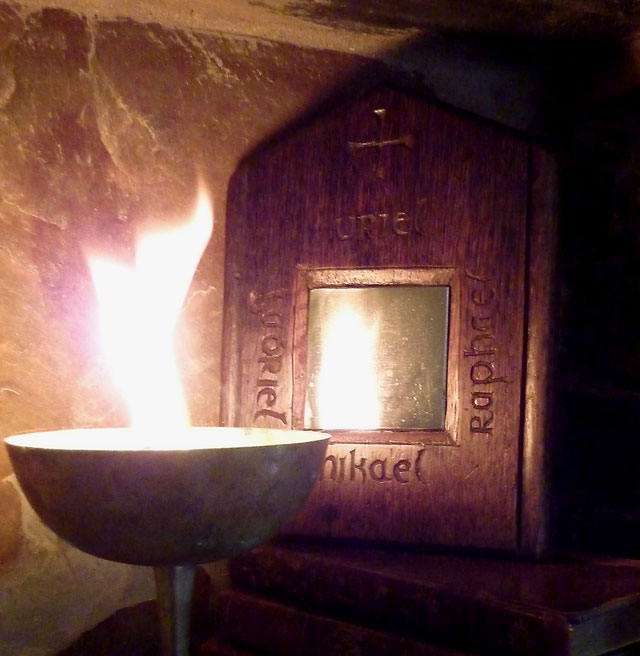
[221,86,556,556]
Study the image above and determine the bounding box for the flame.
[313,306,380,430]
[87,185,213,443]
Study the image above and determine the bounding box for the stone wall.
[0,5,375,653]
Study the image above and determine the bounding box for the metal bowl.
[5,427,329,565]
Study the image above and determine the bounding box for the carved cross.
[348,108,414,178]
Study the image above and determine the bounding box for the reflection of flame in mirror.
[314,307,380,430]
[87,185,213,442]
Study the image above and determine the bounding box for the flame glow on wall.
[87,185,213,443]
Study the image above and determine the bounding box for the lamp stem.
[154,564,196,656]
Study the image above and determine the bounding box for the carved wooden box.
[222,87,556,555]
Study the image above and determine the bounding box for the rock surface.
[15,0,640,41]
[0,4,373,653]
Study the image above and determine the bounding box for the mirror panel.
[305,286,450,431]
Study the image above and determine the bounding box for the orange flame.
[88,185,213,442]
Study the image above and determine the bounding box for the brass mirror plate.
[293,267,459,445]
[305,285,449,431]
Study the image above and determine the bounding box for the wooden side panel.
[222,88,530,551]
[519,146,558,555]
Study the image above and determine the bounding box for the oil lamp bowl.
[5,427,329,566]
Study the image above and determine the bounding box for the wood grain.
[228,542,640,656]
[222,87,554,553]
[519,146,558,556]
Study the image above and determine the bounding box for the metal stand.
[154,564,196,656]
